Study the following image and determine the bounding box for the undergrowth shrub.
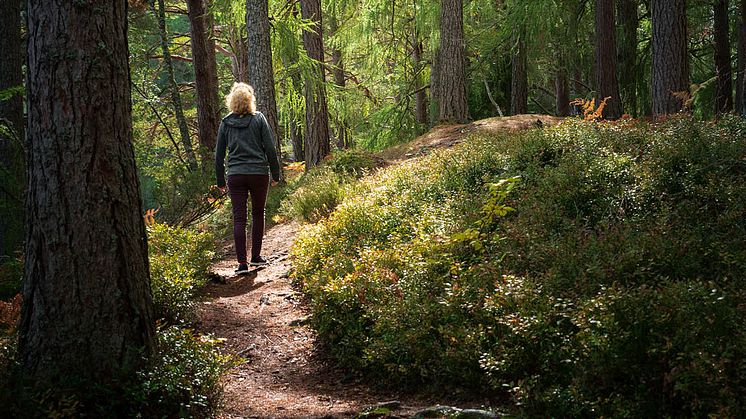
[133,326,239,418]
[148,223,215,322]
[279,167,353,223]
[292,116,746,416]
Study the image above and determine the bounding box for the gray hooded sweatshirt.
[215,112,281,187]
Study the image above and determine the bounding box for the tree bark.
[617,0,638,116]
[739,0,746,116]
[153,0,197,171]
[0,0,25,261]
[300,0,330,169]
[411,38,428,125]
[652,0,689,116]
[329,15,349,149]
[556,62,570,116]
[714,0,733,114]
[20,0,155,385]
[247,0,284,180]
[187,0,221,168]
[436,0,469,123]
[595,0,623,119]
[511,29,528,115]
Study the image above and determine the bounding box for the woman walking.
[215,83,281,274]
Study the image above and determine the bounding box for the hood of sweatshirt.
[223,113,256,128]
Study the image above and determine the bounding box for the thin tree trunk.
[652,0,689,116]
[412,38,428,125]
[436,0,469,123]
[511,29,528,115]
[0,0,24,261]
[595,0,623,119]
[617,0,638,116]
[300,0,330,169]
[187,0,220,168]
[283,5,304,161]
[329,15,349,149]
[21,0,155,385]
[153,0,197,171]
[556,62,570,116]
[228,25,250,83]
[247,0,284,180]
[739,0,746,115]
[714,0,733,114]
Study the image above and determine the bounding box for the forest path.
[197,115,563,418]
[198,222,433,418]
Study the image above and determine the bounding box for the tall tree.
[651,0,689,116]
[713,0,733,114]
[300,0,331,168]
[0,0,24,261]
[329,15,349,148]
[247,0,284,179]
[511,29,528,115]
[187,0,221,167]
[617,0,638,116]
[21,0,155,385]
[595,0,623,118]
[153,0,198,171]
[556,60,570,116]
[435,0,469,122]
[411,37,429,124]
[739,0,746,115]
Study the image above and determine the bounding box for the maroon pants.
[227,174,269,264]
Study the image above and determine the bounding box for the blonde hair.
[226,82,256,115]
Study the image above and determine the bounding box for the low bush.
[279,167,353,223]
[292,116,746,416]
[0,326,237,418]
[148,223,215,323]
[133,326,239,418]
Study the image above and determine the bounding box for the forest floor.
[197,115,563,418]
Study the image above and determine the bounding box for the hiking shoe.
[249,256,269,266]
[235,263,250,274]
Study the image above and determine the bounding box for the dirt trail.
[198,222,433,418]
[198,115,563,418]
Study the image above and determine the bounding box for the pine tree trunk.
[511,30,528,115]
[714,0,733,114]
[153,0,197,171]
[652,0,689,116]
[300,0,330,169]
[20,0,155,385]
[436,0,469,123]
[556,62,570,116]
[247,0,284,180]
[412,38,428,125]
[739,0,746,116]
[617,0,638,116]
[595,0,623,119]
[329,15,349,149]
[0,0,25,261]
[187,0,221,168]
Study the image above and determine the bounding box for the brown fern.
[571,97,611,121]
[0,294,22,334]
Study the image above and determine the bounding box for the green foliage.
[133,326,239,418]
[0,327,236,418]
[325,149,382,177]
[148,223,216,323]
[279,168,352,223]
[292,117,746,415]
